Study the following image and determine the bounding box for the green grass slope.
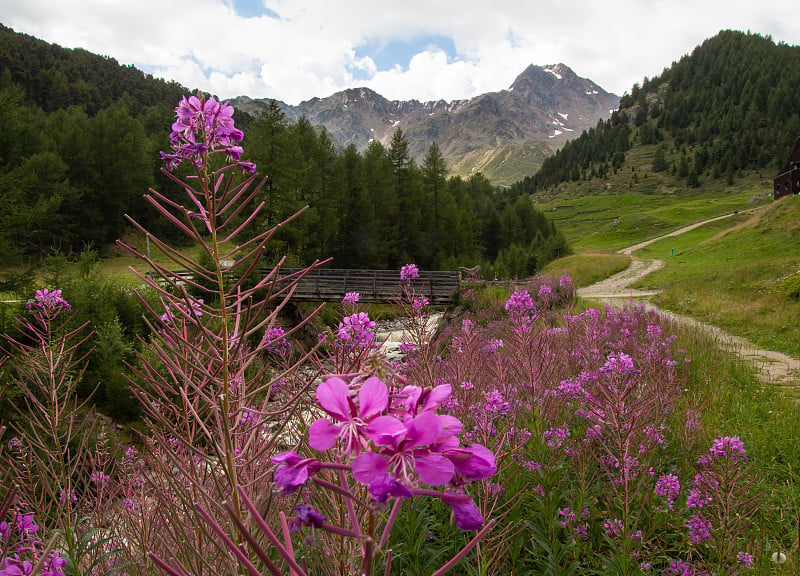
[632,195,800,357]
[448,141,552,187]
[528,141,774,252]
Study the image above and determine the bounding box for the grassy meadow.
[630,195,800,358]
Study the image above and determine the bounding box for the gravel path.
[576,213,800,388]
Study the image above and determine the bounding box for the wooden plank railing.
[270,268,461,304]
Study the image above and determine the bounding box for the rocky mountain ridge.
[232,63,619,183]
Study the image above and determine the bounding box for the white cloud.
[1,0,798,104]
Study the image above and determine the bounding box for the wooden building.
[774,137,800,200]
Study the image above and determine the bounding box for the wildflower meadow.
[0,94,797,575]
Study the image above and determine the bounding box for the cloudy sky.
[2,0,798,105]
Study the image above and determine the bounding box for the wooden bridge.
[272,268,461,304]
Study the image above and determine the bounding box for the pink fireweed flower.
[441,491,484,531]
[655,473,681,509]
[543,427,571,448]
[442,443,497,483]
[271,451,322,494]
[309,376,388,456]
[504,290,534,314]
[484,338,504,353]
[398,342,415,354]
[400,263,419,281]
[353,410,457,487]
[160,298,204,324]
[737,552,754,569]
[559,507,576,527]
[337,312,376,348]
[58,490,78,506]
[602,518,623,537]
[262,325,291,355]
[160,94,254,173]
[289,504,326,531]
[368,474,414,503]
[342,292,360,306]
[16,513,39,538]
[706,435,747,462]
[26,288,70,312]
[90,471,110,486]
[396,383,454,416]
[412,296,429,310]
[686,513,712,544]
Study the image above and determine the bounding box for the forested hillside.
[512,30,800,194]
[0,24,567,277]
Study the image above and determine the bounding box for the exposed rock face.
[232,63,619,182]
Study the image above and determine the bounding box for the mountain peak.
[231,63,620,181]
[510,63,580,92]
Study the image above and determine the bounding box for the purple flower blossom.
[160,298,204,324]
[412,296,429,310]
[368,474,414,503]
[161,94,252,173]
[289,504,326,530]
[271,451,322,494]
[737,551,754,569]
[342,292,360,306]
[16,513,38,538]
[441,492,484,531]
[26,288,70,312]
[707,436,747,462]
[686,513,712,544]
[400,263,419,281]
[398,342,415,354]
[337,312,376,348]
[559,507,576,527]
[543,427,571,448]
[504,290,534,314]
[574,524,589,540]
[603,518,623,537]
[262,326,292,355]
[90,471,110,486]
[655,473,681,509]
[663,560,696,575]
[353,410,457,487]
[237,406,261,427]
[58,490,77,507]
[309,376,387,456]
[0,555,35,576]
[487,482,505,497]
[484,338,504,353]
[442,443,497,482]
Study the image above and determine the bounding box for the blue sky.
[1,0,798,104]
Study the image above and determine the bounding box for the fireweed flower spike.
[400,263,419,281]
[342,292,360,306]
[160,94,254,173]
[25,288,71,312]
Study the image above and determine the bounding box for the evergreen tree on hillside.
[513,30,800,195]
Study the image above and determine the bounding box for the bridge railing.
[269,268,461,304]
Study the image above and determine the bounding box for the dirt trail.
[577,212,800,387]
